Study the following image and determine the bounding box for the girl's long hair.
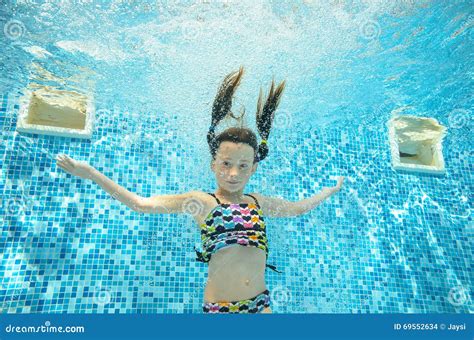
[207,66,286,163]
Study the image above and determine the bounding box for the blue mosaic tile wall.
[0,92,472,313]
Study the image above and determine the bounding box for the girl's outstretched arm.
[295,176,344,216]
[56,153,143,211]
[56,154,202,215]
[137,191,201,214]
[251,176,345,217]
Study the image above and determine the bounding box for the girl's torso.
[192,191,268,302]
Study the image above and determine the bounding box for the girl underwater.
[55,66,344,313]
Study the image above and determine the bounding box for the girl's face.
[211,141,258,193]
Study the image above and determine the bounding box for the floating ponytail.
[254,78,286,162]
[207,67,286,163]
[207,66,244,158]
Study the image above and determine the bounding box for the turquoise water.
[0,0,472,313]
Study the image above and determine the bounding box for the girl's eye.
[241,164,248,168]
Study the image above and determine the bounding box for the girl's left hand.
[322,176,345,195]
[332,176,345,193]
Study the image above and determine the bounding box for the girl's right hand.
[56,154,93,179]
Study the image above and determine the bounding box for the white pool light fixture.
[16,85,94,139]
[388,115,447,175]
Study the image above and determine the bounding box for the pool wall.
[1,91,471,313]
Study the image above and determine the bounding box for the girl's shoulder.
[247,192,263,200]
[246,192,264,207]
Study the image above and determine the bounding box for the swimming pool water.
[0,0,472,313]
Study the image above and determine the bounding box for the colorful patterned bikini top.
[194,193,282,273]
